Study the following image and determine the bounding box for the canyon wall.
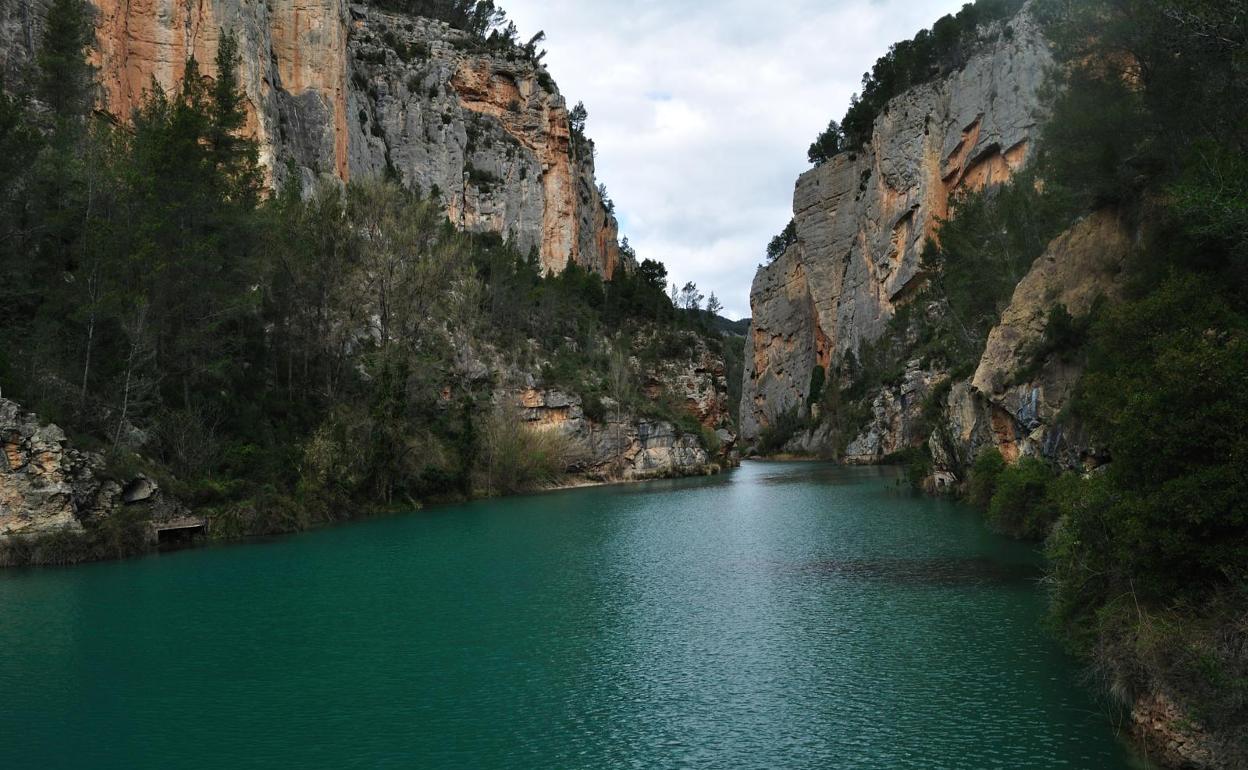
[0,0,624,276]
[739,7,1132,478]
[741,10,1050,440]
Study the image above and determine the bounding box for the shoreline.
[0,461,733,570]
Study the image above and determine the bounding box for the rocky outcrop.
[515,387,717,481]
[1,398,108,535]
[742,8,1050,440]
[641,333,733,431]
[348,7,624,276]
[1131,691,1229,770]
[844,361,944,463]
[0,398,192,540]
[0,0,625,277]
[741,255,828,439]
[506,332,736,481]
[929,210,1130,477]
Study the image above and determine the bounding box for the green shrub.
[477,406,585,495]
[757,406,807,455]
[967,447,1006,508]
[986,456,1058,540]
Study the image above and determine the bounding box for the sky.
[502,0,969,319]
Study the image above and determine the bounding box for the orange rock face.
[269,0,349,180]
[451,60,579,275]
[86,0,349,183]
[741,9,1052,440]
[31,0,622,277]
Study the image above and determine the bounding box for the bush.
[967,447,1006,508]
[477,405,585,495]
[757,406,807,455]
[986,456,1058,539]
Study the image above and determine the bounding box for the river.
[0,461,1145,768]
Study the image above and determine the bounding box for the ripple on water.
[0,461,1146,769]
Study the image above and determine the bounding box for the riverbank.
[0,458,732,569]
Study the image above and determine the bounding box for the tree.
[807,120,843,165]
[36,0,95,130]
[766,219,798,262]
[678,281,704,312]
[569,101,588,137]
[638,258,666,290]
[522,30,547,63]
[706,293,723,318]
[207,30,262,206]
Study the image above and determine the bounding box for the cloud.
[502,0,968,318]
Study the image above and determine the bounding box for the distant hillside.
[712,316,751,337]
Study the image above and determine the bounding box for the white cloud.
[502,0,969,318]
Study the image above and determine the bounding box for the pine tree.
[36,0,95,130]
[208,31,262,206]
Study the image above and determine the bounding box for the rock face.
[507,333,736,481]
[751,206,1130,480]
[641,333,733,431]
[0,398,190,539]
[813,210,1130,478]
[739,4,1132,481]
[741,9,1050,440]
[0,0,625,277]
[843,361,944,463]
[0,399,107,536]
[929,210,1130,477]
[516,388,717,481]
[1130,691,1230,770]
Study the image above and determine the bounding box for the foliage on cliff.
[941,0,1248,753]
[365,0,505,37]
[0,0,731,549]
[809,0,1026,157]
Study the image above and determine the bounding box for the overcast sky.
[502,0,967,319]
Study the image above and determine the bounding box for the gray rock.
[1,399,194,544]
[121,476,157,505]
[1,398,102,536]
[741,8,1051,441]
[2,0,629,279]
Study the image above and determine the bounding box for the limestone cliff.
[0,0,625,276]
[929,210,1130,477]
[741,9,1050,440]
[514,389,722,482]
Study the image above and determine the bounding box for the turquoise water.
[0,462,1142,769]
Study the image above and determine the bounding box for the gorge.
[1,0,1246,767]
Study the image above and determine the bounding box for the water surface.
[0,462,1142,768]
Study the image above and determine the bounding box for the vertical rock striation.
[0,0,626,277]
[741,11,1050,440]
